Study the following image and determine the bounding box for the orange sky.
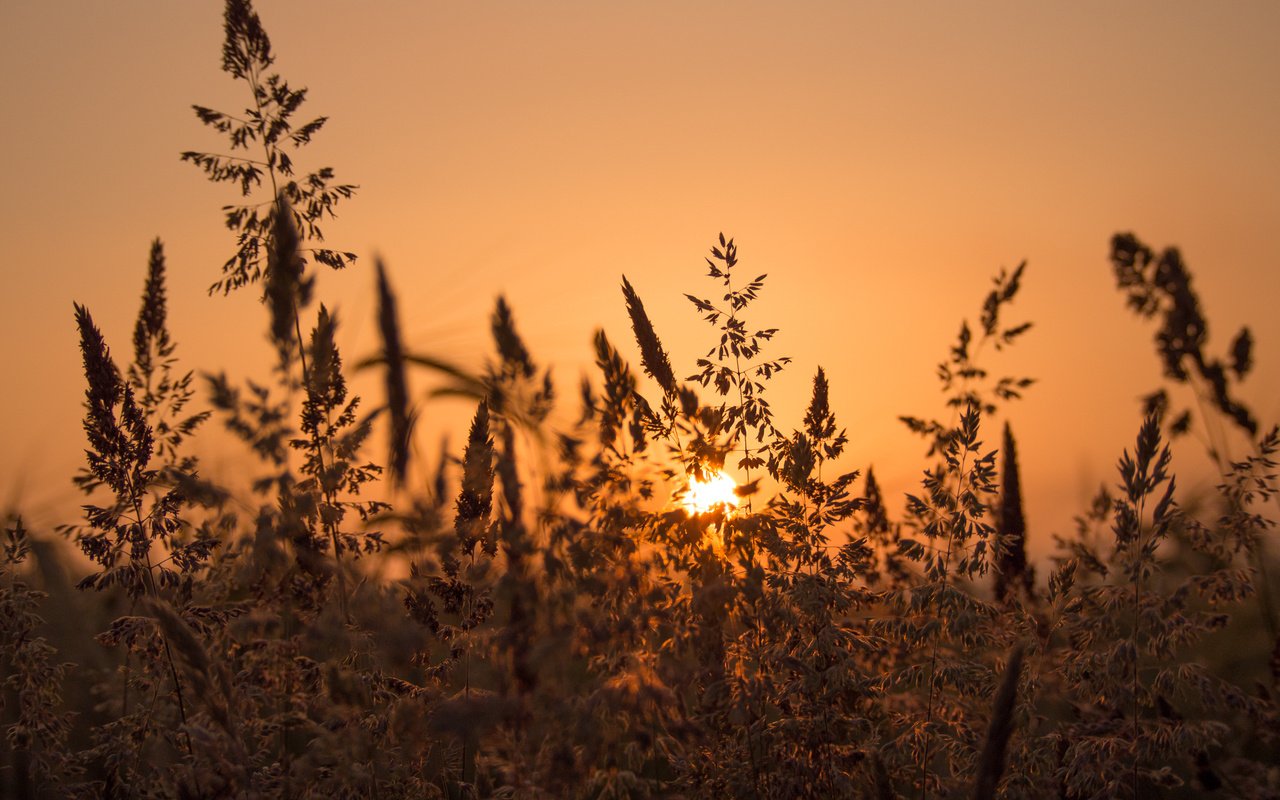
[3,1,1278,550]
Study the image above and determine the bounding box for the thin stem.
[121,596,137,716]
[1186,373,1231,472]
[1131,491,1148,800]
[142,553,194,753]
[732,348,753,514]
[724,269,766,799]
[247,58,351,624]
[1185,373,1278,643]
[292,299,352,623]
[123,483,196,767]
[919,438,972,800]
[186,151,271,166]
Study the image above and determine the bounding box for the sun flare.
[682,470,740,515]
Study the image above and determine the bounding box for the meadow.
[2,2,1278,798]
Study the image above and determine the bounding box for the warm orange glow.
[682,470,739,515]
[4,2,1280,549]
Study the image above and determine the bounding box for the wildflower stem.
[247,50,351,622]
[1132,493,1146,800]
[919,419,973,800]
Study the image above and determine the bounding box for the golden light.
[682,470,740,515]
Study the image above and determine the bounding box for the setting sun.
[682,470,740,515]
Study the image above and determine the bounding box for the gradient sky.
[3,2,1278,550]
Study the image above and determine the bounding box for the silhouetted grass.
[2,2,1278,799]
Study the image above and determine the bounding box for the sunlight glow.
[682,470,740,515]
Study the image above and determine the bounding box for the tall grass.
[2,2,1278,798]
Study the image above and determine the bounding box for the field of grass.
[2,2,1278,798]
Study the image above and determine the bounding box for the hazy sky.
[3,2,1278,548]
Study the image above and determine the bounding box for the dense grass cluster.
[3,2,1278,797]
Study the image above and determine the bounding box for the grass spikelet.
[265,194,305,367]
[132,239,169,378]
[221,0,273,79]
[456,401,495,553]
[972,644,1025,800]
[803,366,847,459]
[75,303,123,432]
[592,329,637,453]
[302,305,344,433]
[74,303,154,503]
[994,422,1031,604]
[621,275,676,395]
[491,296,535,380]
[1110,232,1257,438]
[376,258,412,486]
[143,599,232,731]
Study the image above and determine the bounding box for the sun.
[682,470,740,515]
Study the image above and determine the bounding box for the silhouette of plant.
[11,3,1280,798]
[183,0,357,295]
[995,422,1033,605]
[685,234,791,483]
[1111,233,1257,449]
